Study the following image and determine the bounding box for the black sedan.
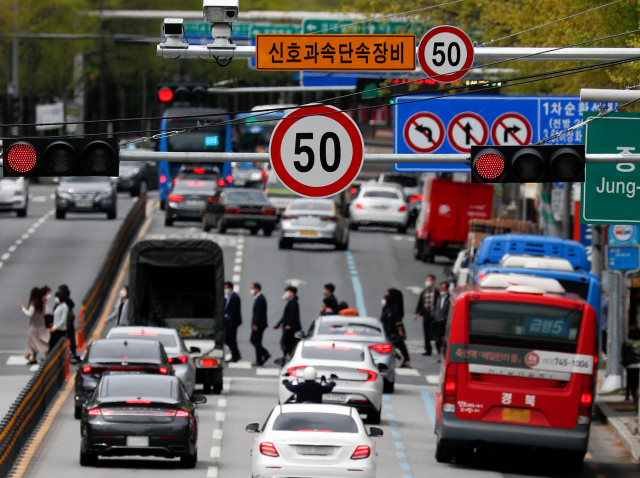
[165,179,218,226]
[117,160,158,197]
[78,374,206,467]
[74,338,174,419]
[202,188,278,235]
[55,176,117,220]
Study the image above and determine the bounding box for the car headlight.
[56,189,71,198]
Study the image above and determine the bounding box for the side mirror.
[193,395,207,405]
[274,357,285,367]
[246,423,260,433]
[368,427,383,438]
[189,346,201,354]
[294,331,306,340]
[75,393,87,403]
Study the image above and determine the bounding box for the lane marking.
[228,360,251,369]
[15,239,22,245]
[344,250,367,316]
[209,446,221,458]
[207,467,219,478]
[421,391,436,428]
[389,422,399,427]
[212,429,223,440]
[0,262,3,270]
[215,412,226,422]
[395,441,405,449]
[397,451,407,459]
[256,368,280,376]
[384,404,393,410]
[392,431,402,438]
[233,265,242,272]
[7,355,29,365]
[425,375,439,384]
[1,253,10,261]
[232,274,241,283]
[235,250,243,257]
[49,194,55,200]
[21,233,29,240]
[8,246,16,252]
[395,368,420,376]
[234,257,242,264]
[217,398,228,408]
[400,463,411,470]
[29,364,39,372]
[386,413,396,419]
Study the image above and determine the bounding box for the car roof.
[279,403,353,415]
[318,316,381,326]
[302,340,366,350]
[107,327,178,338]
[360,183,402,191]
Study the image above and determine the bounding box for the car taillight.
[259,442,279,457]
[88,408,102,416]
[193,168,205,174]
[225,207,240,214]
[262,208,277,216]
[578,374,594,424]
[350,445,370,460]
[197,358,217,368]
[82,365,92,374]
[398,205,407,212]
[287,365,306,377]
[169,356,188,364]
[358,369,377,382]
[168,194,183,202]
[281,215,295,220]
[126,400,152,404]
[218,179,226,187]
[350,187,357,194]
[355,204,364,210]
[409,195,418,203]
[173,178,179,185]
[159,367,169,375]
[369,344,392,354]
[176,410,190,418]
[209,196,215,203]
[262,170,268,183]
[418,194,424,201]
[443,363,458,412]
[226,175,233,183]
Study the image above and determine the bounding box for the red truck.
[413,178,493,263]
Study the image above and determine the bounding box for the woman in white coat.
[18,287,50,364]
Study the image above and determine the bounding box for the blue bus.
[158,107,232,208]
[234,107,288,154]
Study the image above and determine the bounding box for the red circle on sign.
[418,25,474,84]
[269,105,364,198]
[491,112,532,146]
[447,112,488,153]
[403,112,445,154]
[525,352,540,368]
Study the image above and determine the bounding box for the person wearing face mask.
[41,286,53,329]
[224,282,242,363]
[250,283,270,366]
[414,274,440,356]
[106,286,129,328]
[275,286,301,361]
[58,284,79,362]
[19,287,49,364]
[49,290,68,352]
[381,290,411,368]
[431,281,451,357]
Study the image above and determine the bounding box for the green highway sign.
[250,24,301,38]
[302,18,427,36]
[581,112,640,224]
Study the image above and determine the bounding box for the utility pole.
[562,183,572,239]
[10,0,19,135]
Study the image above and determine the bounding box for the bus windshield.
[237,118,280,152]
[166,120,227,153]
[468,301,583,353]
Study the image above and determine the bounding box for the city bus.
[435,274,597,474]
[158,107,232,209]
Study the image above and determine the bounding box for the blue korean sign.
[607,246,640,271]
[608,225,640,245]
[526,317,569,338]
[393,95,614,173]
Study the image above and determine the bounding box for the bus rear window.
[557,280,590,300]
[468,301,583,353]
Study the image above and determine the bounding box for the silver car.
[301,316,396,393]
[106,326,197,397]
[0,176,28,217]
[278,340,383,423]
[279,199,349,250]
[378,173,422,223]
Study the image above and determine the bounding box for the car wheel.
[180,449,197,468]
[55,209,65,220]
[213,383,223,394]
[560,452,584,475]
[159,199,166,210]
[435,441,454,463]
[278,239,291,250]
[383,379,395,394]
[165,216,174,227]
[349,222,359,231]
[203,383,213,394]
[424,254,435,264]
[455,446,475,466]
[217,219,227,234]
[398,224,408,234]
[107,209,117,220]
[79,451,97,467]
[367,408,381,424]
[413,241,422,261]
[16,207,27,218]
[203,216,212,232]
[250,228,259,236]
[263,228,273,237]
[74,402,83,419]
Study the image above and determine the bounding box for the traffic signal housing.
[157,82,208,105]
[2,138,119,177]
[470,145,585,183]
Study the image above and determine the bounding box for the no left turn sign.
[403,112,445,153]
[447,112,488,153]
[491,112,533,146]
[269,105,364,198]
[418,25,474,84]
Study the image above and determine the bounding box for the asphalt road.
[18,201,640,478]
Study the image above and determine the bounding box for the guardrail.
[0,339,68,477]
[76,193,147,347]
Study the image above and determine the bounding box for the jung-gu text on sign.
[256,34,416,71]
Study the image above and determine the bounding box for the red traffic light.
[474,150,505,180]
[6,143,37,174]
[158,87,174,103]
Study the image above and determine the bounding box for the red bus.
[435,274,597,474]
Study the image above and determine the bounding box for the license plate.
[300,230,318,236]
[373,206,389,210]
[108,371,142,375]
[186,200,204,207]
[297,446,333,456]
[323,393,347,403]
[126,436,149,447]
[76,201,93,209]
[501,408,530,423]
[244,220,258,227]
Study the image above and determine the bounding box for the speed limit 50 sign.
[269,105,364,198]
[418,25,474,84]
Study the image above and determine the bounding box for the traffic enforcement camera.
[470,145,585,183]
[2,138,119,177]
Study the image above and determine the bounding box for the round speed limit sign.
[418,25,474,84]
[269,105,364,198]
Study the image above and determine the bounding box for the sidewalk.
[595,393,640,463]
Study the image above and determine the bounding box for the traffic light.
[157,82,208,105]
[9,96,19,123]
[2,138,119,177]
[470,145,585,183]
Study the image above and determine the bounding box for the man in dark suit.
[322,284,339,315]
[413,274,439,356]
[275,286,301,360]
[250,282,270,366]
[224,281,242,363]
[431,281,450,356]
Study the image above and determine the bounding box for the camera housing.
[162,18,187,48]
[203,0,239,23]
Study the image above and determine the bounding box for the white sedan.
[349,184,409,233]
[278,341,383,423]
[247,403,382,478]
